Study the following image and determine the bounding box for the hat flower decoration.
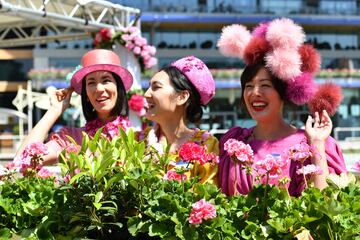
[217,18,342,116]
[93,26,158,71]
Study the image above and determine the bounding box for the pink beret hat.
[171,56,215,105]
[70,49,133,94]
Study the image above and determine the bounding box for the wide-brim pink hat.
[70,49,133,94]
[170,56,215,105]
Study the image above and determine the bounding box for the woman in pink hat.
[137,56,219,185]
[16,49,133,164]
[217,19,347,196]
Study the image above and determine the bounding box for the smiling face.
[85,71,118,121]
[144,70,182,123]
[243,67,284,123]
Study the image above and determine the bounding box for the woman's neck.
[157,118,193,148]
[253,118,296,141]
[97,114,116,123]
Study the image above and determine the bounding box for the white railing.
[0,0,141,47]
[334,127,360,141]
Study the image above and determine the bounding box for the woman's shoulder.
[192,128,219,154]
[219,126,253,145]
[192,128,216,142]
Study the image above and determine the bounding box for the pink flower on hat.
[171,56,215,105]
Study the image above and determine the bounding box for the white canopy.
[0,0,141,47]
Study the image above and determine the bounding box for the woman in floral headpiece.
[217,18,347,196]
[137,56,219,185]
[16,49,133,164]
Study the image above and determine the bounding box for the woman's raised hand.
[305,110,333,144]
[49,88,74,115]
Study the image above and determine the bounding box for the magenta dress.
[218,127,347,197]
[45,116,130,158]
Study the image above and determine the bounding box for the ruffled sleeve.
[46,127,84,156]
[218,127,253,195]
[324,136,347,174]
[289,136,347,197]
[191,133,219,185]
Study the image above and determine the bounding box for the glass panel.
[49,58,81,68]
[0,59,32,81]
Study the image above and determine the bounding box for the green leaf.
[0,228,12,238]
[69,171,87,185]
[149,223,170,238]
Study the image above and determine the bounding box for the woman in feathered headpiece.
[217,18,347,196]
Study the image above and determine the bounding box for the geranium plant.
[0,129,359,239]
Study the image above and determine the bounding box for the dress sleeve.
[192,135,219,185]
[324,136,347,174]
[46,127,84,156]
[218,127,253,195]
[289,136,347,197]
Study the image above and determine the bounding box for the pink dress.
[218,127,347,196]
[46,116,130,158]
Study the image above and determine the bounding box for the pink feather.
[244,37,271,65]
[252,22,269,38]
[299,44,321,74]
[286,72,317,105]
[308,83,343,116]
[265,48,302,81]
[266,18,305,50]
[217,24,251,58]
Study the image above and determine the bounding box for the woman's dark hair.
[81,72,129,122]
[162,66,203,123]
[240,62,289,109]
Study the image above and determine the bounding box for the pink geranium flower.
[189,199,216,225]
[352,160,360,172]
[37,168,55,178]
[287,142,313,162]
[12,142,49,176]
[178,142,208,165]
[224,138,253,164]
[297,164,323,176]
[255,154,287,179]
[129,94,145,112]
[163,170,187,182]
[21,142,49,159]
[207,152,219,165]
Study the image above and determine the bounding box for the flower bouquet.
[93,27,157,71]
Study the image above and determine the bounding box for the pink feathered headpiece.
[217,18,342,116]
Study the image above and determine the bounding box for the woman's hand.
[49,88,74,115]
[305,110,332,145]
[305,110,332,190]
